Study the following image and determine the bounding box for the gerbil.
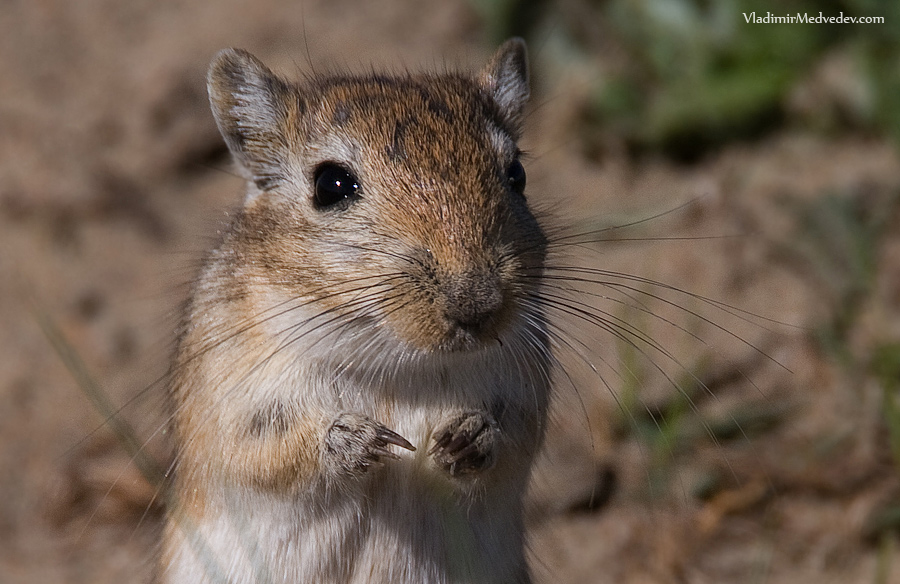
[159,39,552,584]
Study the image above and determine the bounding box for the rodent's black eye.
[313,164,361,210]
[506,158,526,196]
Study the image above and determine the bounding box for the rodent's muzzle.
[442,270,504,333]
[430,267,512,352]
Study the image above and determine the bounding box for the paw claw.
[377,428,416,452]
[370,447,401,460]
[324,413,414,476]
[430,411,498,477]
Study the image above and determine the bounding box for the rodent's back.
[161,40,552,584]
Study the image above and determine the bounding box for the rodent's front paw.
[428,411,499,477]
[323,413,415,476]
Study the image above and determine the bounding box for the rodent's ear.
[478,38,530,130]
[207,49,297,190]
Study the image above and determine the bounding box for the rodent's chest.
[333,368,509,446]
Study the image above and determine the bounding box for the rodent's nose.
[443,271,504,332]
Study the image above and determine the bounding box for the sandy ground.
[3,1,900,582]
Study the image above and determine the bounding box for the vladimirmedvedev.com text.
[744,12,884,24]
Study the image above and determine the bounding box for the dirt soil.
[3,1,900,583]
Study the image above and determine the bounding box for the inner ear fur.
[207,49,298,190]
[477,38,530,130]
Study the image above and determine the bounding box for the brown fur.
[160,39,551,584]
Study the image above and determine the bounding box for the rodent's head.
[207,40,546,357]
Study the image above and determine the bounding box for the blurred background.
[2,0,900,582]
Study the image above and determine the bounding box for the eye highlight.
[506,158,526,196]
[313,163,361,209]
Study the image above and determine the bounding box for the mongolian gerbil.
[159,39,552,583]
